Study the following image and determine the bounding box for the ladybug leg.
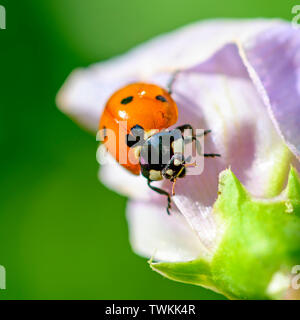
[167,70,181,94]
[175,124,194,134]
[175,125,221,158]
[175,124,211,138]
[147,179,172,215]
[204,153,221,157]
[193,130,221,157]
[192,130,210,155]
[196,129,212,137]
[175,124,202,154]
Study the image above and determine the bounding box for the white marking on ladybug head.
[166,169,173,176]
[174,159,181,166]
[149,170,162,181]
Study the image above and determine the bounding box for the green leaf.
[150,258,224,296]
[285,166,300,217]
[151,167,300,300]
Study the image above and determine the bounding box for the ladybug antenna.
[184,162,196,167]
[171,165,186,196]
[171,178,177,196]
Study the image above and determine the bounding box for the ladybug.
[99,82,220,214]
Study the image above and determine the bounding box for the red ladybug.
[99,82,220,214]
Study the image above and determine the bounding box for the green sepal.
[151,167,300,300]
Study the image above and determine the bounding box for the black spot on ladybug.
[121,96,133,104]
[130,124,144,134]
[126,134,141,148]
[156,95,167,102]
[126,125,145,148]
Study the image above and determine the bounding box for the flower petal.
[56,69,138,131]
[98,151,150,200]
[240,25,300,158]
[126,201,206,262]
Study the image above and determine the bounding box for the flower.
[57,19,300,299]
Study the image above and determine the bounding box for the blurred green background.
[0,0,295,299]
